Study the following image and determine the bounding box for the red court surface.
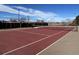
[0,27,73,55]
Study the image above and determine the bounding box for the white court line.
[19,31,49,36]
[36,31,72,55]
[0,27,33,32]
[2,31,64,55]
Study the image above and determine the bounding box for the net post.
[75,25,78,32]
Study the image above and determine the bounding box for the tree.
[75,15,79,25]
[74,15,79,31]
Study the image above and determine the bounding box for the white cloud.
[34,10,57,18]
[0,5,75,22]
[0,5,34,17]
[15,6,75,22]
[14,6,59,22]
[0,5,18,14]
[14,6,34,13]
[14,6,28,11]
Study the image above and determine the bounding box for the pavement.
[39,26,79,55]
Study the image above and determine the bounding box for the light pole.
[18,9,21,28]
[27,16,30,23]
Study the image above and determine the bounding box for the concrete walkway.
[39,27,79,55]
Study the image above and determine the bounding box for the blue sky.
[0,4,79,22]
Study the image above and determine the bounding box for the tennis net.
[35,26,76,31]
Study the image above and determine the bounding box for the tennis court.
[0,26,74,55]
